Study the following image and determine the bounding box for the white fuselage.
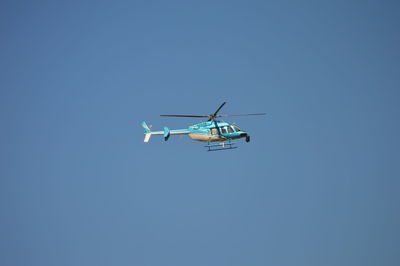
[188,133,227,142]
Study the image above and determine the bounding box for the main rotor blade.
[216,113,267,117]
[212,102,227,117]
[160,115,209,118]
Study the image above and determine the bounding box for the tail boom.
[142,122,189,142]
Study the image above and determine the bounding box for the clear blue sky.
[1,1,399,265]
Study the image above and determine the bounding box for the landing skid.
[205,140,237,151]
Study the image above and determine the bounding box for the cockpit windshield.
[232,126,241,132]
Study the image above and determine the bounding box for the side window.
[221,127,227,134]
[211,128,219,135]
[228,126,234,133]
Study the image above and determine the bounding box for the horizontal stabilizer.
[164,127,170,141]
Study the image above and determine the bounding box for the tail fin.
[142,121,152,142]
[142,122,151,133]
[144,133,151,142]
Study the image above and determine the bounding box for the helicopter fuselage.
[142,120,249,143]
[187,121,247,142]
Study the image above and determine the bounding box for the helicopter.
[142,102,265,151]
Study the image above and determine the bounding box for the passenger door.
[210,128,219,135]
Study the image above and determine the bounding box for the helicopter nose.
[240,132,248,137]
